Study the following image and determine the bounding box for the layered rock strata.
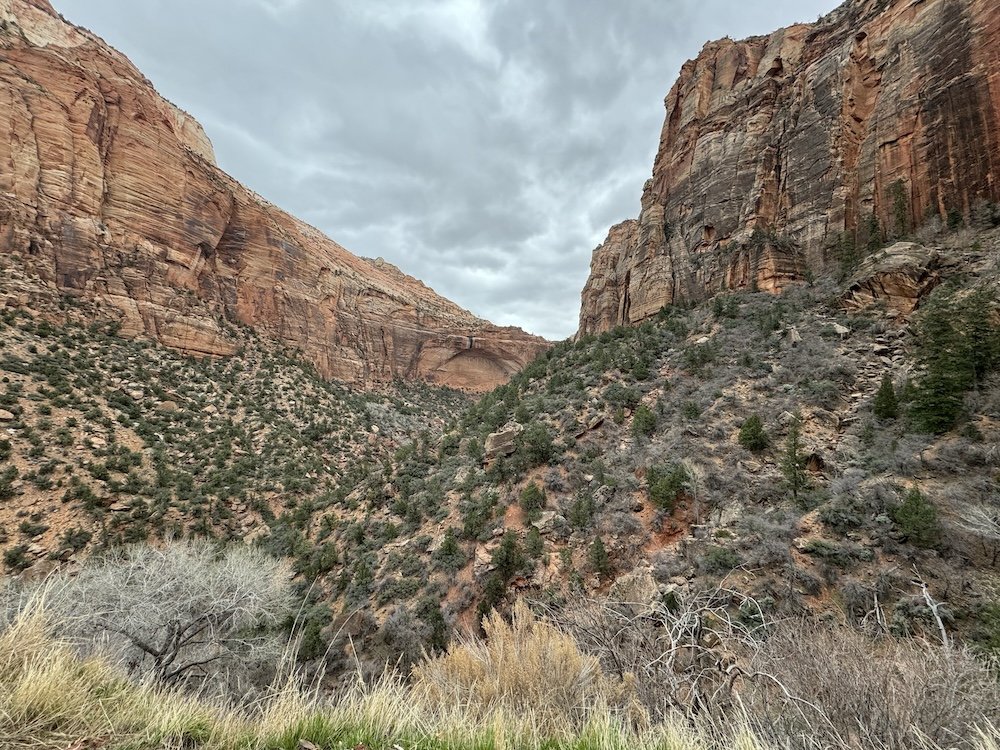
[0,0,547,391]
[580,0,1000,335]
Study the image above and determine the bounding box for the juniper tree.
[738,414,769,451]
[873,374,898,420]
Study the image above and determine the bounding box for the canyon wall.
[579,0,1000,335]
[0,0,548,391]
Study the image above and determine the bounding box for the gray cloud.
[58,0,837,339]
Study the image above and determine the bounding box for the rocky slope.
[0,0,547,391]
[579,0,1000,335]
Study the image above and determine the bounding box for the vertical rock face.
[0,0,548,391]
[579,0,1000,336]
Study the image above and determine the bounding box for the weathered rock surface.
[841,242,952,315]
[484,423,524,462]
[579,0,1000,335]
[0,0,548,391]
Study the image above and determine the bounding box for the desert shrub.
[699,545,741,574]
[742,625,1000,750]
[2,545,30,573]
[603,383,641,410]
[0,466,17,500]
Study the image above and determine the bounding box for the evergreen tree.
[780,412,809,506]
[519,482,546,519]
[873,374,898,420]
[892,488,940,548]
[524,527,543,559]
[738,413,769,451]
[491,531,525,581]
[588,537,611,577]
[911,286,1000,433]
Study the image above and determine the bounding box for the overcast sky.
[57,0,837,340]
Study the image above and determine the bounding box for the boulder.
[484,424,523,461]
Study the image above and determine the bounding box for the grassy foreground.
[2,603,999,750]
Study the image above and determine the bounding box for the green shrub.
[738,414,769,451]
[0,466,17,500]
[700,546,741,574]
[891,488,940,548]
[873,374,898,420]
[647,463,688,511]
[3,544,30,572]
[632,404,656,438]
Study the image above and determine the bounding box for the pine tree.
[491,531,524,581]
[780,412,809,506]
[873,374,898,420]
[519,482,546,519]
[910,286,1000,433]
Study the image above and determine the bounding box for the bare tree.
[542,582,769,722]
[7,541,294,698]
[955,504,1000,564]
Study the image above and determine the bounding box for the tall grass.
[2,600,1000,750]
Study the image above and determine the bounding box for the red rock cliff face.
[0,0,548,391]
[579,0,1000,336]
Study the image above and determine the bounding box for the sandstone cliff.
[0,0,547,391]
[579,0,1000,335]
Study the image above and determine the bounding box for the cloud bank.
[58,0,837,339]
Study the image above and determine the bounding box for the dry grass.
[412,599,610,737]
[2,600,1000,750]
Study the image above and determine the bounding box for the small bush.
[699,545,741,574]
[632,404,656,438]
[738,414,769,451]
[647,463,689,511]
[891,488,940,548]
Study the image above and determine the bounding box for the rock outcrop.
[0,0,548,391]
[579,0,1000,335]
[841,241,953,315]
